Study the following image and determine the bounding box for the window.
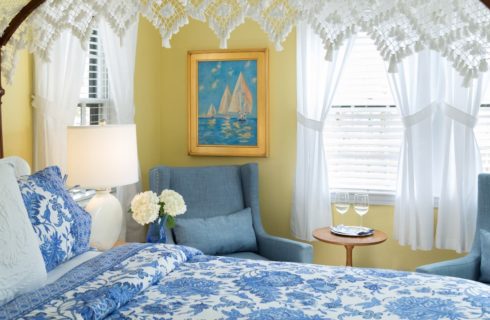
[475,88,490,172]
[75,29,109,126]
[324,33,403,196]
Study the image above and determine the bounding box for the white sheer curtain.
[388,50,443,250]
[33,31,87,171]
[99,19,144,242]
[291,22,354,241]
[434,60,486,253]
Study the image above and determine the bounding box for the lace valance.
[0,0,29,37]
[1,0,489,85]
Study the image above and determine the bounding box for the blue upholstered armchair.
[149,163,313,263]
[416,173,490,281]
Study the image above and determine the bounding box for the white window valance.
[1,0,489,85]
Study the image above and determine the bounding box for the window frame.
[323,33,402,205]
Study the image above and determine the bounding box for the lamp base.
[85,189,122,251]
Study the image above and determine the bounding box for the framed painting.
[188,49,269,157]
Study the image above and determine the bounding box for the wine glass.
[353,193,369,227]
[333,192,350,226]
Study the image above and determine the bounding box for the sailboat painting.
[197,60,258,146]
[188,49,268,157]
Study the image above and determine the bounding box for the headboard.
[0,156,31,177]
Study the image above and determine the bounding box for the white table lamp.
[67,124,138,251]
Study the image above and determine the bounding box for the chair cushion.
[0,163,46,305]
[18,166,92,271]
[173,207,257,255]
[167,166,245,219]
[480,229,490,283]
[221,252,269,261]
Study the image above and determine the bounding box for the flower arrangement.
[131,189,187,229]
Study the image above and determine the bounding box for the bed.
[1,3,490,319]
[1,162,489,320]
[1,242,489,319]
[1,158,490,320]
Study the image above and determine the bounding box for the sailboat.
[228,72,253,121]
[206,104,216,118]
[218,85,232,119]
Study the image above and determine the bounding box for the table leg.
[344,245,354,267]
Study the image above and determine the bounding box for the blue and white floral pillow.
[17,166,91,271]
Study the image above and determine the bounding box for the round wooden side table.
[313,227,387,267]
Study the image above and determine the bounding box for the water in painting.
[198,60,258,146]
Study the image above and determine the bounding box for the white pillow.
[0,163,46,305]
[1,156,31,177]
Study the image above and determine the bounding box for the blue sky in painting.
[198,60,257,117]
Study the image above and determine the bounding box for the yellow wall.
[3,18,465,271]
[2,22,161,187]
[134,18,165,189]
[157,20,297,239]
[147,19,464,271]
[3,50,33,165]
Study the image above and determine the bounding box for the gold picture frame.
[188,49,269,157]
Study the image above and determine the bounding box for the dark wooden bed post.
[0,0,46,158]
[0,51,4,158]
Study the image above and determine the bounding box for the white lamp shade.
[67,124,138,189]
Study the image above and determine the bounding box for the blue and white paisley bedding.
[1,243,489,320]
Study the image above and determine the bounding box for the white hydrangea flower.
[160,189,187,217]
[131,191,160,225]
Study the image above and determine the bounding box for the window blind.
[80,29,108,100]
[476,104,490,172]
[76,29,109,126]
[325,105,403,193]
[325,33,402,194]
[332,34,394,107]
[475,83,490,172]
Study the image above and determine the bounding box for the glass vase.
[146,215,168,243]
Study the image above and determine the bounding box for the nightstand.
[313,227,387,267]
[113,240,127,248]
[69,188,96,207]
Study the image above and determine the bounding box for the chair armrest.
[415,254,480,280]
[256,233,313,263]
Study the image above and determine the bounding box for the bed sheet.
[47,250,101,284]
[1,243,489,320]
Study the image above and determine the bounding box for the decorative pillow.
[0,163,46,305]
[173,207,257,255]
[18,166,91,271]
[479,229,490,283]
